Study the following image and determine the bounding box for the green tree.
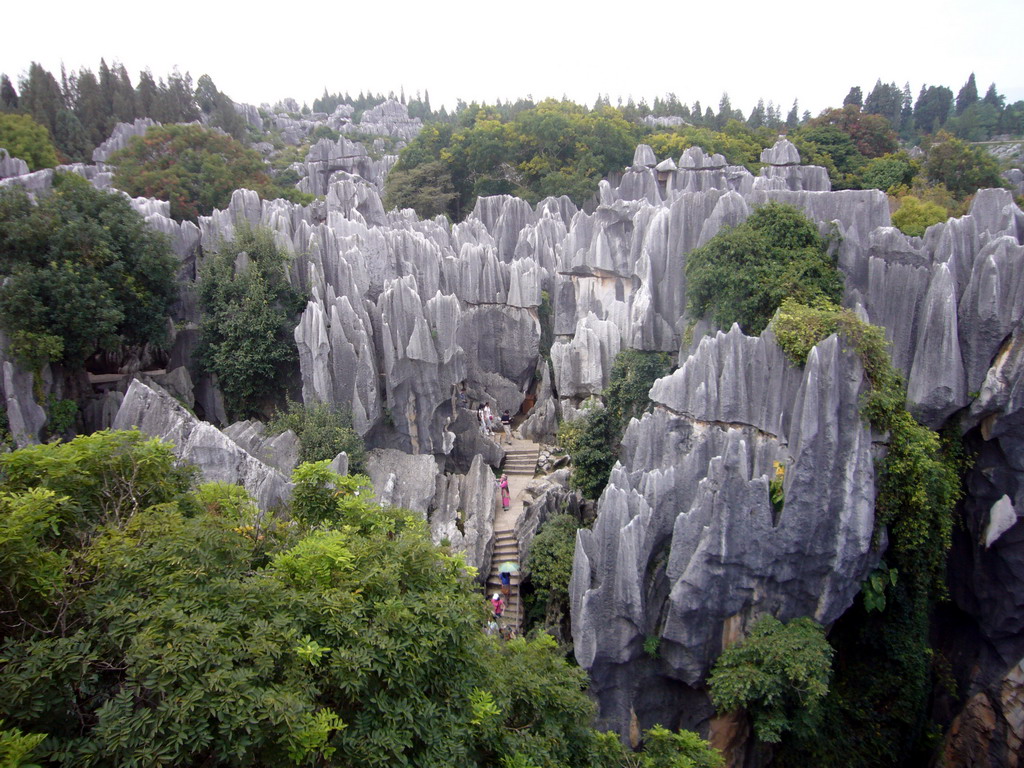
[856,152,918,193]
[383,159,458,218]
[955,73,979,115]
[708,616,833,743]
[196,226,305,419]
[17,63,63,146]
[0,430,725,768]
[0,174,178,368]
[924,130,1004,198]
[109,123,299,222]
[685,201,843,336]
[0,113,59,170]
[913,85,953,135]
[0,74,19,111]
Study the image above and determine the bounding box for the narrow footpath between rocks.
[484,432,540,636]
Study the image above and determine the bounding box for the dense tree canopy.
[386,100,638,220]
[923,130,1005,198]
[109,124,297,221]
[685,202,844,336]
[0,174,178,368]
[0,432,722,768]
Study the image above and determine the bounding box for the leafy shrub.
[0,113,58,171]
[686,202,843,336]
[891,195,949,237]
[708,616,833,743]
[527,514,582,604]
[857,152,918,193]
[924,130,1005,199]
[268,399,366,473]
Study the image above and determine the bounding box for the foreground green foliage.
[558,350,674,500]
[769,301,968,766]
[0,431,721,767]
[196,226,305,419]
[709,616,833,743]
[110,124,308,221]
[0,174,178,368]
[268,399,366,473]
[686,202,843,336]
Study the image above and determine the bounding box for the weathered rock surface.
[41,124,1023,763]
[112,379,291,510]
[429,453,497,580]
[571,329,878,733]
[0,148,29,179]
[364,447,440,517]
[92,118,159,163]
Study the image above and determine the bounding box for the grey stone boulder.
[519,359,559,443]
[222,420,301,476]
[112,379,291,510]
[364,447,440,517]
[551,313,622,400]
[633,145,657,167]
[906,263,968,426]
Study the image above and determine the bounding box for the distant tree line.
[0,61,247,163]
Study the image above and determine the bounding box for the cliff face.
[3,127,1023,762]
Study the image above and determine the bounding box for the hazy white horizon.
[5,0,1022,119]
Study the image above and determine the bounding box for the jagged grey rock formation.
[344,99,422,143]
[0,148,29,179]
[4,116,1022,761]
[755,137,831,192]
[364,447,440,517]
[571,328,879,734]
[222,420,300,476]
[112,379,291,510]
[429,453,497,580]
[92,118,159,163]
[2,360,45,447]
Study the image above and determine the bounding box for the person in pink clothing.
[499,474,510,510]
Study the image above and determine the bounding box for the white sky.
[4,0,1022,118]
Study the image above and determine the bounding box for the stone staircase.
[502,446,539,476]
[486,530,522,633]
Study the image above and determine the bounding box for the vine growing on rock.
[557,350,674,500]
[770,299,969,766]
